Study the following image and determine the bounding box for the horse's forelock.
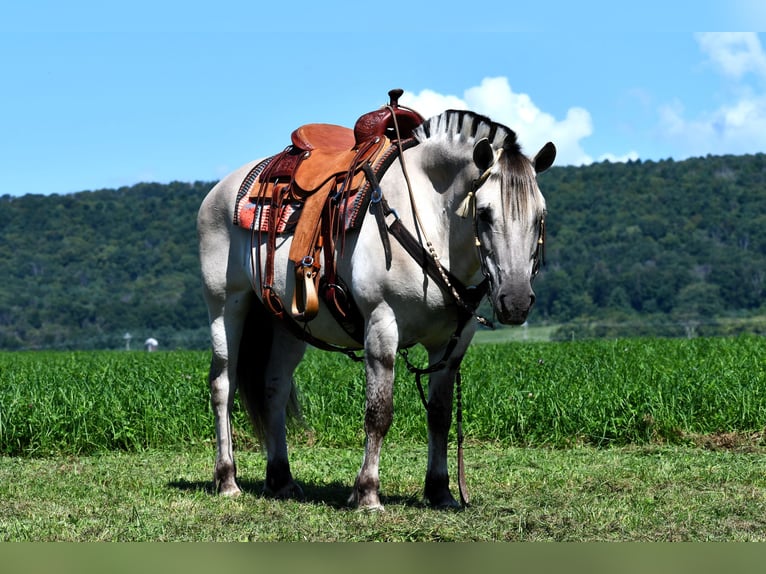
[502,132,522,156]
[499,150,544,221]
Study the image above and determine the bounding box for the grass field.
[1,335,765,541]
[3,444,766,541]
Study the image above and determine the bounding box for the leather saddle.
[251,89,424,324]
[252,88,423,200]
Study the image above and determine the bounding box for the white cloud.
[399,89,468,117]
[659,94,766,157]
[401,77,600,166]
[657,33,766,158]
[696,32,766,79]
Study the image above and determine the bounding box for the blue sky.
[2,2,766,196]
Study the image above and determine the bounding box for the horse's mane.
[413,110,543,220]
[413,110,522,155]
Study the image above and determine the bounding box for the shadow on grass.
[167,478,422,509]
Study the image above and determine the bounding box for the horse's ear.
[534,142,556,173]
[473,138,495,173]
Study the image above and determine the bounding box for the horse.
[197,101,556,510]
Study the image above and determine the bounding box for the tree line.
[1,153,764,350]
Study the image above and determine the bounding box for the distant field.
[473,323,557,343]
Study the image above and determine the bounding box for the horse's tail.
[236,298,302,445]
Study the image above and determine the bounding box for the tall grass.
[0,351,218,456]
[460,336,766,446]
[1,336,764,456]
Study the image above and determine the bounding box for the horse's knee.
[364,377,395,436]
[209,375,233,410]
[426,401,452,434]
[365,402,393,436]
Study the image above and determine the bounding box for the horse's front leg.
[349,309,398,511]
[423,362,460,508]
[424,334,474,509]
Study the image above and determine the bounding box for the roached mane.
[413,109,523,156]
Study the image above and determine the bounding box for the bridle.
[459,150,547,290]
[532,216,546,279]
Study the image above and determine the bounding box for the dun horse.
[197,91,555,510]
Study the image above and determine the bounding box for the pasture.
[1,335,766,541]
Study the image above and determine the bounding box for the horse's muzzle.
[493,286,535,325]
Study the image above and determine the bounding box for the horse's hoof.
[216,480,242,497]
[430,497,461,510]
[348,489,384,511]
[425,491,461,510]
[265,480,305,501]
[357,502,385,512]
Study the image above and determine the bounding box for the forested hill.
[0,181,212,350]
[1,154,765,350]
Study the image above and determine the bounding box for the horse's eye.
[477,207,492,224]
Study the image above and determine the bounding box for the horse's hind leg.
[254,319,307,499]
[206,291,251,496]
[199,184,253,496]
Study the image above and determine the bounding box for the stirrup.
[291,256,320,322]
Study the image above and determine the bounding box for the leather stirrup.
[291,257,320,321]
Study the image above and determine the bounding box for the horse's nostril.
[530,293,536,307]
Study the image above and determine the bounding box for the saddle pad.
[234,155,372,235]
[236,199,303,234]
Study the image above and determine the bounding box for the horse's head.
[413,110,556,325]
[469,135,556,325]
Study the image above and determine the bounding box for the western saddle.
[248,89,424,328]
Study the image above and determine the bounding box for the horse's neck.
[385,145,483,285]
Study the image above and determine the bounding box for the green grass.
[3,444,766,541]
[0,351,214,456]
[1,336,765,456]
[2,336,766,541]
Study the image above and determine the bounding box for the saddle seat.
[255,89,425,199]
[291,123,355,152]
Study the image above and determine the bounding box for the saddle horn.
[388,88,404,106]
